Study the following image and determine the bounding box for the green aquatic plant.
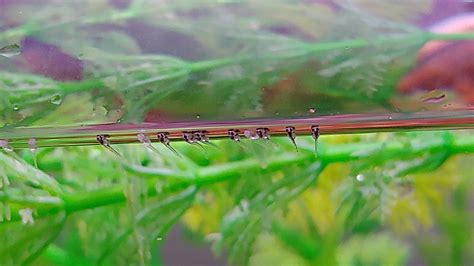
[0,131,473,265]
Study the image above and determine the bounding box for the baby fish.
[256,128,270,140]
[157,132,180,156]
[137,132,161,154]
[285,126,298,152]
[96,134,121,156]
[228,129,241,142]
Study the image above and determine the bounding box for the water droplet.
[0,43,20,58]
[12,105,19,111]
[308,107,316,113]
[50,94,62,105]
[356,174,365,182]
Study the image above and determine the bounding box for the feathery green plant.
[1,131,473,265]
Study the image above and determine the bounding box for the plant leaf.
[0,211,66,264]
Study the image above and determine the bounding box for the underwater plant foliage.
[0,0,474,265]
[0,131,473,265]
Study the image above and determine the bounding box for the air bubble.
[308,107,316,113]
[12,105,19,111]
[0,43,20,58]
[356,174,365,182]
[50,94,62,105]
[196,114,200,119]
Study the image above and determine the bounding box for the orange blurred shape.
[397,14,474,104]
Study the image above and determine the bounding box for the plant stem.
[0,192,63,208]
[186,32,474,74]
[63,133,474,212]
[5,32,474,99]
[63,152,313,212]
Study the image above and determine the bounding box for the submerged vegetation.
[1,0,473,128]
[0,131,473,265]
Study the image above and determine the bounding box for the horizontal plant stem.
[317,132,474,163]
[0,192,63,208]
[62,133,474,213]
[187,32,474,74]
[5,32,473,100]
[64,152,313,212]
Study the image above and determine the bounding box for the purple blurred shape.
[17,37,83,81]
